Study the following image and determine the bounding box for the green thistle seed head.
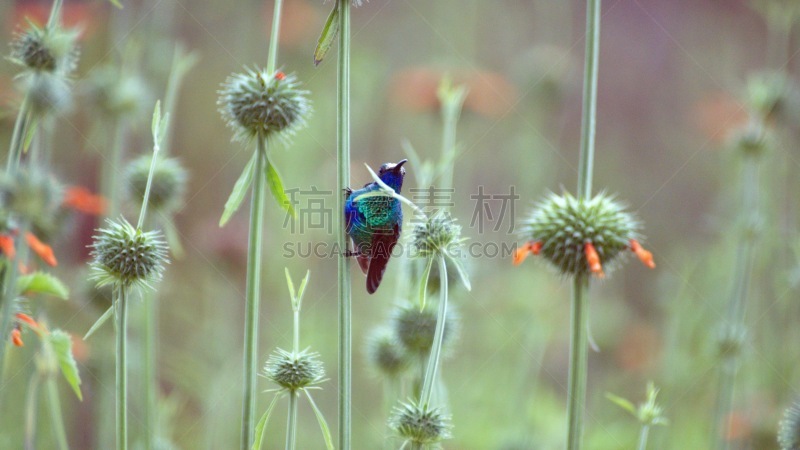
[393,303,457,356]
[0,169,63,238]
[390,400,452,446]
[264,348,325,392]
[10,24,79,74]
[412,213,465,259]
[85,66,152,119]
[89,218,168,289]
[779,399,800,450]
[519,191,640,278]
[366,328,409,379]
[124,155,188,213]
[218,67,311,142]
[24,72,73,117]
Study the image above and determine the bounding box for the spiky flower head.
[85,65,152,119]
[124,155,188,213]
[517,191,645,278]
[89,217,168,290]
[0,169,63,238]
[9,22,79,75]
[264,348,325,392]
[366,328,409,379]
[218,67,311,142]
[393,303,457,356]
[412,213,465,259]
[779,399,800,450]
[390,399,452,447]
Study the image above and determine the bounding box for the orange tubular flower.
[0,234,15,259]
[63,186,107,216]
[584,242,605,278]
[25,233,57,267]
[513,241,542,266]
[275,71,286,80]
[630,239,655,269]
[11,328,23,347]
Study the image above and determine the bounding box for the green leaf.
[284,267,296,301]
[419,257,434,310]
[304,390,334,450]
[251,393,282,450]
[314,4,339,66]
[48,330,82,400]
[152,100,162,141]
[163,218,184,259]
[83,306,113,340]
[219,151,258,227]
[23,114,38,154]
[296,270,310,310]
[265,156,296,218]
[109,0,123,8]
[605,392,637,417]
[447,255,472,291]
[17,272,69,299]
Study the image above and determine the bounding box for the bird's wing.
[366,223,401,294]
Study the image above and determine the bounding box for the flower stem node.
[517,192,651,278]
[124,155,188,213]
[89,217,168,290]
[390,400,452,447]
[779,399,800,450]
[264,348,325,392]
[218,67,311,142]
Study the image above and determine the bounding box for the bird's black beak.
[392,159,408,172]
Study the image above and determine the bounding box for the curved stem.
[420,255,448,407]
[24,371,41,450]
[116,286,129,450]
[241,136,267,450]
[577,0,601,201]
[47,377,69,450]
[636,424,650,450]
[266,0,284,74]
[566,276,589,450]
[6,94,32,174]
[285,391,298,450]
[336,0,352,448]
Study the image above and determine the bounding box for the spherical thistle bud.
[518,191,641,278]
[124,155,188,213]
[24,72,73,117]
[392,303,457,356]
[84,66,152,119]
[264,348,325,392]
[412,213,466,259]
[390,400,452,446]
[366,328,410,379]
[218,67,311,142]
[779,399,800,450]
[89,218,168,289]
[9,24,79,75]
[0,169,64,239]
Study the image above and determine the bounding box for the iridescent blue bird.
[344,159,408,294]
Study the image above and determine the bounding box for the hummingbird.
[344,159,408,294]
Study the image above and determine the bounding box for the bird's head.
[378,159,408,193]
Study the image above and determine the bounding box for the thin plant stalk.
[567,0,601,448]
[637,424,650,450]
[24,371,41,450]
[116,286,129,450]
[142,276,158,450]
[0,226,28,395]
[286,392,298,450]
[336,0,352,448]
[6,94,32,173]
[712,158,759,450]
[266,0,284,75]
[419,254,448,407]
[47,377,69,450]
[241,135,267,449]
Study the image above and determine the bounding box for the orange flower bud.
[11,328,23,347]
[15,313,38,329]
[0,234,15,259]
[63,186,107,216]
[275,71,286,80]
[25,232,57,267]
[630,239,655,269]
[584,242,605,278]
[513,241,542,266]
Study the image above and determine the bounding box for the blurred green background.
[2,0,799,448]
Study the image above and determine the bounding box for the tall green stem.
[577,0,601,201]
[241,136,267,450]
[712,158,759,450]
[142,290,158,450]
[285,392,298,450]
[636,424,650,450]
[24,371,41,449]
[420,255,448,407]
[47,377,69,450]
[266,0,284,75]
[6,94,32,173]
[116,286,129,450]
[336,0,352,448]
[566,277,589,450]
